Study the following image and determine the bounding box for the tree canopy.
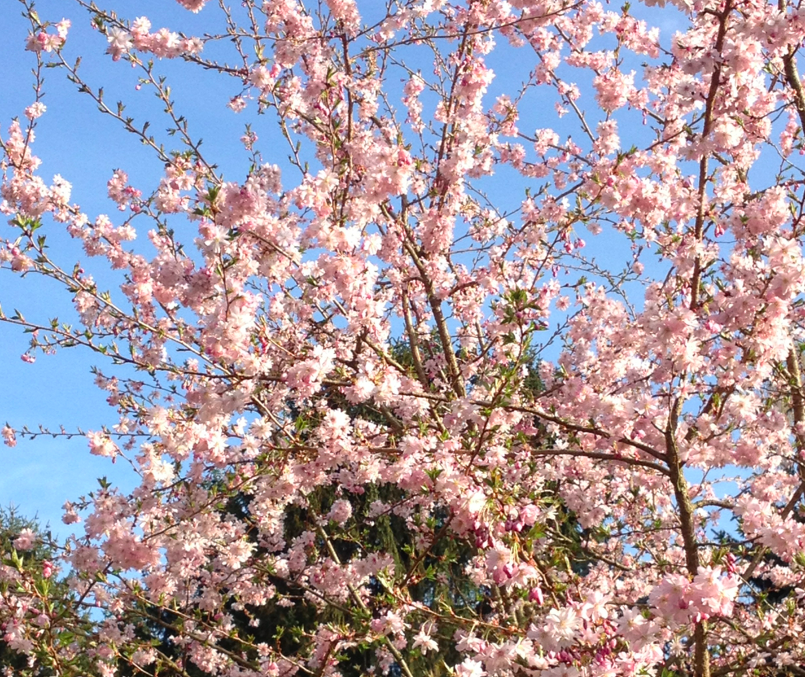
[3,0,805,675]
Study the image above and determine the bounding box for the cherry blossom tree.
[3,0,805,675]
[0,507,86,676]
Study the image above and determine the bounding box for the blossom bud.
[529,587,544,605]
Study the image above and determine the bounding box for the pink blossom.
[544,606,581,643]
[13,528,36,551]
[2,425,16,448]
[690,567,739,619]
[176,0,208,11]
[371,611,407,636]
[412,624,438,654]
[41,561,54,579]
[328,499,353,525]
[593,70,636,112]
[286,346,335,397]
[24,103,46,120]
[455,658,486,677]
[88,432,119,459]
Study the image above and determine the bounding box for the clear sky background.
[0,0,698,537]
